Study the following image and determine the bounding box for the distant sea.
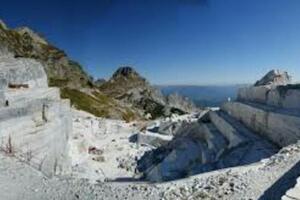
[158,85,248,108]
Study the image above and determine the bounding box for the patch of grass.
[60,88,138,121]
[48,78,69,87]
[92,91,111,104]
[122,109,136,122]
[60,88,110,118]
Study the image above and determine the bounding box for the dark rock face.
[112,66,140,79]
[254,70,291,86]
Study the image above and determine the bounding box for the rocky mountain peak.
[254,69,291,86]
[112,66,141,80]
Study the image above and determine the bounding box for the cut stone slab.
[137,131,172,147]
[222,101,300,147]
[238,84,300,110]
[209,111,245,148]
[0,51,72,177]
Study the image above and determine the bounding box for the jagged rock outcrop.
[100,66,165,104]
[254,69,291,86]
[100,66,198,119]
[0,49,72,176]
[166,93,198,113]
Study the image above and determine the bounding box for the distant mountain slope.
[100,66,198,118]
[159,85,246,107]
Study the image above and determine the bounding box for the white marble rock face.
[238,85,300,110]
[0,49,71,176]
[254,69,291,86]
[0,56,48,89]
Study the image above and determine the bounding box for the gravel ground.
[1,141,300,199]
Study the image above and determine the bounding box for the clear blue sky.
[1,0,300,85]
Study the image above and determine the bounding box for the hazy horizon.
[1,0,300,85]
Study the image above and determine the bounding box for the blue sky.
[1,0,300,85]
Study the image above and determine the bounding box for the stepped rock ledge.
[0,47,71,177]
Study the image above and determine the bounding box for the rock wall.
[222,101,300,147]
[225,70,300,147]
[0,51,71,176]
[238,85,300,110]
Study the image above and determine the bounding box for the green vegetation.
[122,109,136,123]
[60,88,110,118]
[60,88,138,121]
[48,78,69,87]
